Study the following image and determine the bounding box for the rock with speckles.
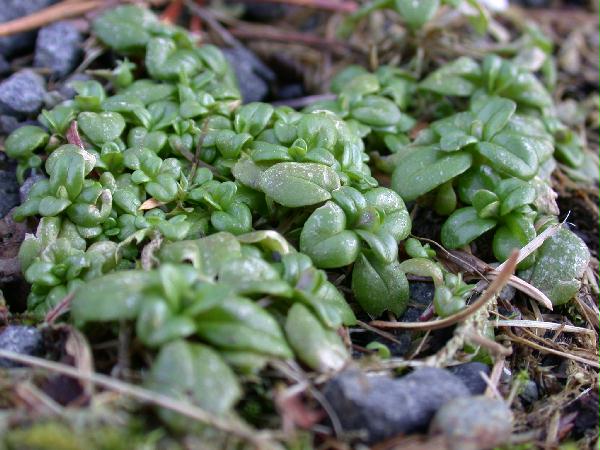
[323,367,471,444]
[429,396,513,450]
[448,362,490,395]
[34,21,82,78]
[521,227,590,305]
[223,47,274,103]
[0,70,46,118]
[0,0,58,57]
[0,326,45,368]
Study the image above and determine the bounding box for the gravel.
[223,47,275,103]
[448,362,491,395]
[0,0,57,57]
[34,21,82,78]
[0,70,46,118]
[323,367,472,443]
[429,395,513,450]
[0,325,45,368]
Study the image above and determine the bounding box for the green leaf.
[493,213,536,269]
[71,270,155,323]
[441,207,497,249]
[523,227,590,305]
[391,146,473,201]
[285,303,348,372]
[4,125,49,160]
[234,102,274,136]
[300,202,361,268]
[92,5,157,52]
[433,285,466,317]
[145,37,202,81]
[259,162,341,207]
[195,295,293,359]
[419,57,480,96]
[476,132,539,180]
[145,340,240,430]
[351,253,409,317]
[472,97,516,140]
[159,232,242,278]
[351,95,402,128]
[394,0,440,29]
[364,187,411,242]
[78,112,126,145]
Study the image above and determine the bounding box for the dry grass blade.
[369,251,519,330]
[0,349,281,449]
[493,319,596,335]
[503,330,600,368]
[0,0,103,36]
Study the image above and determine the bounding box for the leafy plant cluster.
[1,2,592,430]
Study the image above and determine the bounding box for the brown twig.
[44,292,75,324]
[503,329,600,368]
[0,0,104,37]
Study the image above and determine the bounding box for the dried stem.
[0,0,104,36]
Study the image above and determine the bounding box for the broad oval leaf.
[71,270,155,323]
[299,201,361,268]
[145,340,240,430]
[391,146,473,201]
[259,162,340,207]
[351,253,409,317]
[285,303,348,372]
[523,227,590,305]
[441,207,497,249]
[78,112,126,145]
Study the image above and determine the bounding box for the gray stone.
[0,325,44,368]
[448,362,490,395]
[0,54,10,75]
[323,367,471,443]
[0,0,57,57]
[429,396,512,450]
[34,21,82,78]
[0,114,19,134]
[0,70,46,118]
[223,47,274,103]
[0,167,19,218]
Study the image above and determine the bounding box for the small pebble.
[448,362,491,395]
[34,21,82,78]
[0,0,57,57]
[0,167,19,218]
[0,114,20,134]
[323,367,471,443]
[223,47,274,103]
[429,395,513,450]
[0,54,10,75]
[0,325,45,368]
[0,70,46,118]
